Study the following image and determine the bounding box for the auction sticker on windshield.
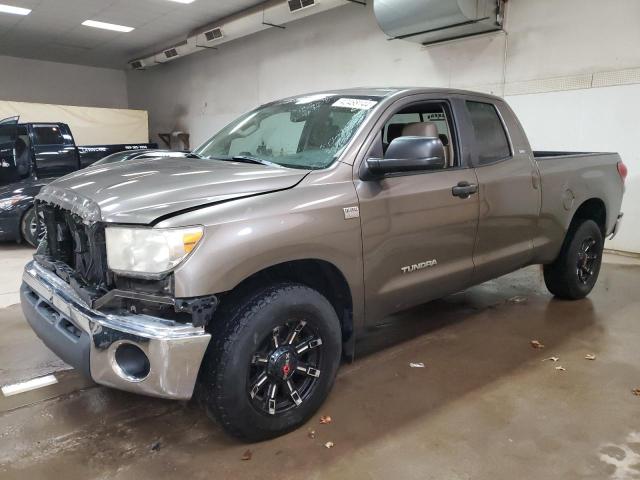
[332,98,378,110]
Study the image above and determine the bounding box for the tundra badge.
[401,259,438,274]
[343,206,360,219]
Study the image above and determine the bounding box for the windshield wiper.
[197,154,286,168]
[229,155,284,168]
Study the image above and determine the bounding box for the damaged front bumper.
[21,260,211,400]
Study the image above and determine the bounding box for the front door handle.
[452,181,478,199]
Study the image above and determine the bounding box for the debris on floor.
[543,356,560,362]
[150,441,162,452]
[585,354,597,360]
[308,430,316,439]
[555,366,566,371]
[508,296,528,304]
[320,415,332,424]
[530,340,545,349]
[241,449,252,461]
[324,441,334,449]
[409,362,425,368]
[632,388,640,397]
[1,374,58,397]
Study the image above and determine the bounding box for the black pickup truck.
[0,116,156,246]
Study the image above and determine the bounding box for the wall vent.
[164,48,179,59]
[288,0,315,13]
[204,27,224,42]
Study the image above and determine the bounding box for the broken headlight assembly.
[105,226,204,277]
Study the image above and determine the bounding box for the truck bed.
[78,143,157,168]
[532,150,624,263]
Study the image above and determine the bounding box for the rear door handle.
[452,181,478,199]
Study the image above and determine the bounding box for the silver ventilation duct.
[374,0,504,45]
[129,0,350,69]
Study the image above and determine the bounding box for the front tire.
[199,283,342,442]
[20,207,41,247]
[543,219,604,299]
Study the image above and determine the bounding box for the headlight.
[0,195,26,211]
[105,226,204,276]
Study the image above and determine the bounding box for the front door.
[0,116,19,186]
[30,124,79,177]
[355,97,479,326]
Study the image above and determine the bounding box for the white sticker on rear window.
[332,98,377,110]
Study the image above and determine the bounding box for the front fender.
[170,183,362,295]
[160,174,364,329]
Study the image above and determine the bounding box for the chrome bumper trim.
[22,260,211,400]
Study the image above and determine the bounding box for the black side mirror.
[363,136,446,179]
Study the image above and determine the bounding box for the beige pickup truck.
[21,88,626,441]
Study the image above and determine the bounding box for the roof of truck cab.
[275,87,503,102]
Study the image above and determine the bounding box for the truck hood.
[37,156,310,224]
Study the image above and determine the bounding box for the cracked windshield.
[193,94,380,169]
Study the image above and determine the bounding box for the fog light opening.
[114,343,150,382]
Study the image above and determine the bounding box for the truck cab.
[2,118,94,185]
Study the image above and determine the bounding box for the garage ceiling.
[0,0,267,69]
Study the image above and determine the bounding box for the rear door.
[30,124,80,177]
[0,116,19,185]
[460,95,540,283]
[355,95,479,326]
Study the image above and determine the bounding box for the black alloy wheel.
[248,319,323,415]
[21,208,46,247]
[544,219,604,299]
[576,237,599,285]
[199,283,342,441]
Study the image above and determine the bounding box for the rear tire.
[199,283,342,442]
[543,219,604,299]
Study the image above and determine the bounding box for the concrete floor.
[0,245,33,308]
[1,245,640,480]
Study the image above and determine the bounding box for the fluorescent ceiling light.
[82,20,134,33]
[0,3,31,15]
[168,0,196,3]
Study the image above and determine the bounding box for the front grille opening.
[37,201,110,292]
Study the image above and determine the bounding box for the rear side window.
[33,125,64,145]
[465,101,511,165]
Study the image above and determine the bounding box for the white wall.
[0,100,149,145]
[508,86,640,252]
[127,0,640,252]
[0,55,128,109]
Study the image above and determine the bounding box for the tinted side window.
[465,101,511,165]
[33,125,64,145]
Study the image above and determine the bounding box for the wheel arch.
[570,198,606,236]
[215,259,355,358]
